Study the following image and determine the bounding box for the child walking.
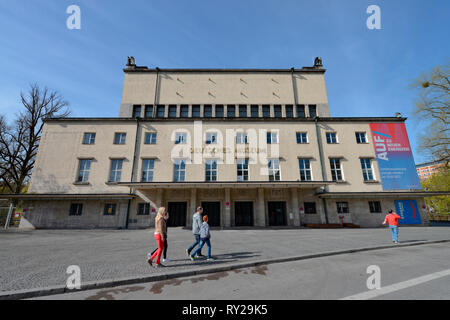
[190,215,214,262]
[382,209,402,244]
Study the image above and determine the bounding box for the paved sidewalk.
[1,227,449,293]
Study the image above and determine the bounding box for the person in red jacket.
[382,209,402,244]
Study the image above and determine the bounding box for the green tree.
[422,167,450,216]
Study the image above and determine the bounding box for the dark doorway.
[167,202,187,227]
[268,201,287,226]
[235,202,254,226]
[201,201,221,227]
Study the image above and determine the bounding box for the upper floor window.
[309,105,317,118]
[180,105,189,117]
[144,132,157,144]
[77,159,92,182]
[132,105,142,118]
[236,132,248,144]
[69,203,83,216]
[104,204,117,216]
[355,132,367,144]
[262,105,270,117]
[205,159,218,181]
[237,158,249,181]
[175,132,187,144]
[360,158,375,181]
[267,132,278,144]
[114,133,126,145]
[337,202,349,214]
[285,105,293,118]
[227,105,235,118]
[173,159,186,182]
[145,105,153,118]
[274,105,282,118]
[326,132,337,144]
[268,159,281,181]
[168,105,177,118]
[192,105,201,118]
[330,158,343,181]
[215,105,224,117]
[251,105,259,118]
[298,158,312,181]
[204,105,212,118]
[141,159,154,182]
[239,105,247,117]
[156,105,165,118]
[83,133,96,145]
[109,159,123,182]
[205,132,217,144]
[296,132,308,144]
[296,105,305,118]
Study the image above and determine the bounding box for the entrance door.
[167,202,187,227]
[235,202,254,226]
[201,201,221,227]
[268,201,287,226]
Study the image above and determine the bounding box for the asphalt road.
[34,242,450,300]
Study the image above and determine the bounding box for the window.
[114,133,126,145]
[251,105,259,118]
[204,105,212,118]
[141,159,154,182]
[309,105,317,118]
[326,132,337,144]
[173,159,186,182]
[267,132,278,144]
[304,202,316,214]
[132,105,141,118]
[205,132,217,144]
[298,159,312,181]
[175,132,187,144]
[168,105,177,118]
[369,201,382,213]
[69,203,83,216]
[156,105,165,118]
[180,105,189,117]
[239,105,247,117]
[144,132,157,144]
[83,133,96,145]
[285,105,293,118]
[145,105,153,118]
[205,159,217,181]
[330,158,343,181]
[138,203,150,215]
[268,159,281,181]
[296,105,305,118]
[77,159,91,182]
[104,204,117,216]
[227,105,235,118]
[355,132,367,144]
[237,158,249,181]
[296,132,308,144]
[360,158,374,181]
[262,105,270,117]
[337,202,349,214]
[274,105,282,118]
[236,132,248,144]
[192,105,200,118]
[109,159,123,182]
[215,105,224,117]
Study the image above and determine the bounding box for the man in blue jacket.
[186,206,204,257]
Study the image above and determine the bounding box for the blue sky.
[0,0,448,163]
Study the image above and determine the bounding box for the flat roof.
[123,67,326,74]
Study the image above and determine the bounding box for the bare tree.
[0,84,70,195]
[412,63,450,166]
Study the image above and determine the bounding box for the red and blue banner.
[395,200,422,224]
[369,123,421,190]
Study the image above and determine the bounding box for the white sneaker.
[147,253,151,260]
[162,258,171,263]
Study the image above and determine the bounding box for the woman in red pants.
[148,207,167,268]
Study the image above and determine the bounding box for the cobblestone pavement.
[1,226,449,292]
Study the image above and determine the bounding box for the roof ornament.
[314,57,323,68]
[126,56,136,67]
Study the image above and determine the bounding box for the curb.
[1,239,449,300]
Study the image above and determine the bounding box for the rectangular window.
[296,132,308,144]
[274,105,282,118]
[156,105,165,118]
[360,158,374,181]
[309,105,317,118]
[251,105,259,118]
[144,132,157,144]
[168,105,177,118]
[173,159,186,182]
[83,133,96,145]
[237,158,249,181]
[132,105,141,118]
[109,159,123,182]
[206,132,217,144]
[138,203,150,215]
[267,132,278,144]
[326,132,337,144]
[180,105,189,117]
[298,159,312,181]
[77,159,91,182]
[215,105,224,117]
[192,105,200,118]
[330,158,343,181]
[104,204,117,216]
[69,203,83,216]
[369,201,382,213]
[268,159,281,181]
[236,132,248,144]
[205,159,217,181]
[285,105,293,118]
[227,105,235,118]
[356,132,367,144]
[304,202,316,214]
[145,105,153,118]
[141,159,154,182]
[296,105,305,118]
[337,202,349,214]
[239,105,247,117]
[204,105,212,118]
[262,105,270,117]
[175,132,187,144]
[114,133,126,145]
